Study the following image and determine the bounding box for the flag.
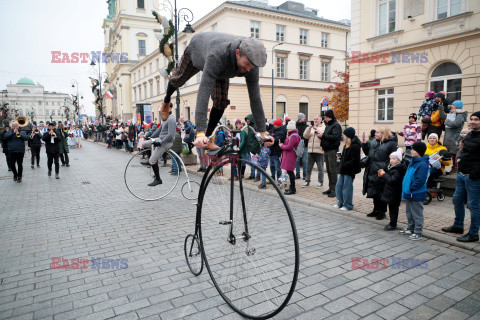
[283,113,289,123]
[105,91,113,99]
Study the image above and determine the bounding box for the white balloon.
[161,16,169,29]
[158,67,168,78]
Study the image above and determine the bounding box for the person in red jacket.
[280,121,300,195]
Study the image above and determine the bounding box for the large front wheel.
[198,155,299,319]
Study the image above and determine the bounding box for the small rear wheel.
[181,181,200,200]
[437,193,445,201]
[184,234,203,276]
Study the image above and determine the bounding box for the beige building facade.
[131,0,350,124]
[101,0,162,121]
[349,0,480,144]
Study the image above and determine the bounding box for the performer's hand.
[194,136,208,149]
[260,132,273,143]
[153,140,161,147]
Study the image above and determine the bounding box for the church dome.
[16,77,35,85]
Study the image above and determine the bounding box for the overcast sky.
[0,0,351,116]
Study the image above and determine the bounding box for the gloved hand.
[153,139,161,147]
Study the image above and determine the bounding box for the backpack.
[257,146,271,168]
[292,134,304,157]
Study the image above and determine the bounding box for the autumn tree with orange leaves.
[325,65,349,122]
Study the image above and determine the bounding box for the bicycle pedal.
[219,220,232,225]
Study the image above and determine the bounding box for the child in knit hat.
[378,149,407,230]
[400,142,429,240]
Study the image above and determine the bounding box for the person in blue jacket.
[400,142,429,241]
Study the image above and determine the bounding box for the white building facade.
[2,77,73,125]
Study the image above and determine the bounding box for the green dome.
[16,77,35,85]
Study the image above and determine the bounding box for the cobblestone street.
[1,141,479,320]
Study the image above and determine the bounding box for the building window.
[276,102,286,119]
[299,29,307,44]
[143,84,147,100]
[138,40,146,55]
[137,0,144,9]
[437,0,461,19]
[138,87,141,100]
[276,25,285,42]
[377,88,394,122]
[185,106,190,119]
[276,57,286,78]
[321,62,330,82]
[143,67,146,78]
[52,110,55,116]
[157,80,161,96]
[150,82,153,98]
[299,60,308,80]
[379,0,396,36]
[429,62,462,101]
[321,33,328,48]
[212,24,218,32]
[149,63,152,74]
[250,21,260,38]
[134,88,137,101]
[299,102,308,119]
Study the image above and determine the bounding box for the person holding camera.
[42,122,62,179]
[302,115,325,188]
[28,124,42,169]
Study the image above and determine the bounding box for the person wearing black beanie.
[334,127,361,211]
[401,141,429,240]
[442,111,480,242]
[411,142,427,157]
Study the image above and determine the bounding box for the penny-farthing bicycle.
[124,145,200,201]
[184,125,299,319]
[124,126,299,319]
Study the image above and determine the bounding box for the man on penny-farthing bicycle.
[159,32,274,151]
[141,103,176,186]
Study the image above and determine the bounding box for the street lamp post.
[157,0,195,121]
[89,61,109,124]
[71,79,84,125]
[271,42,283,120]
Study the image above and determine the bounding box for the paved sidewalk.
[0,140,480,320]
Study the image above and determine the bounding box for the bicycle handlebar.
[208,125,267,142]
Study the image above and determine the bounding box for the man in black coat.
[4,122,29,182]
[0,122,11,171]
[295,113,308,179]
[442,111,480,243]
[28,124,42,169]
[269,119,287,182]
[42,122,61,179]
[319,109,342,197]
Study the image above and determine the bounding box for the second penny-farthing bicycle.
[184,125,300,319]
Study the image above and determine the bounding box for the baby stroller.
[425,149,451,205]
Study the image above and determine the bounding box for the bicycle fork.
[219,161,253,255]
